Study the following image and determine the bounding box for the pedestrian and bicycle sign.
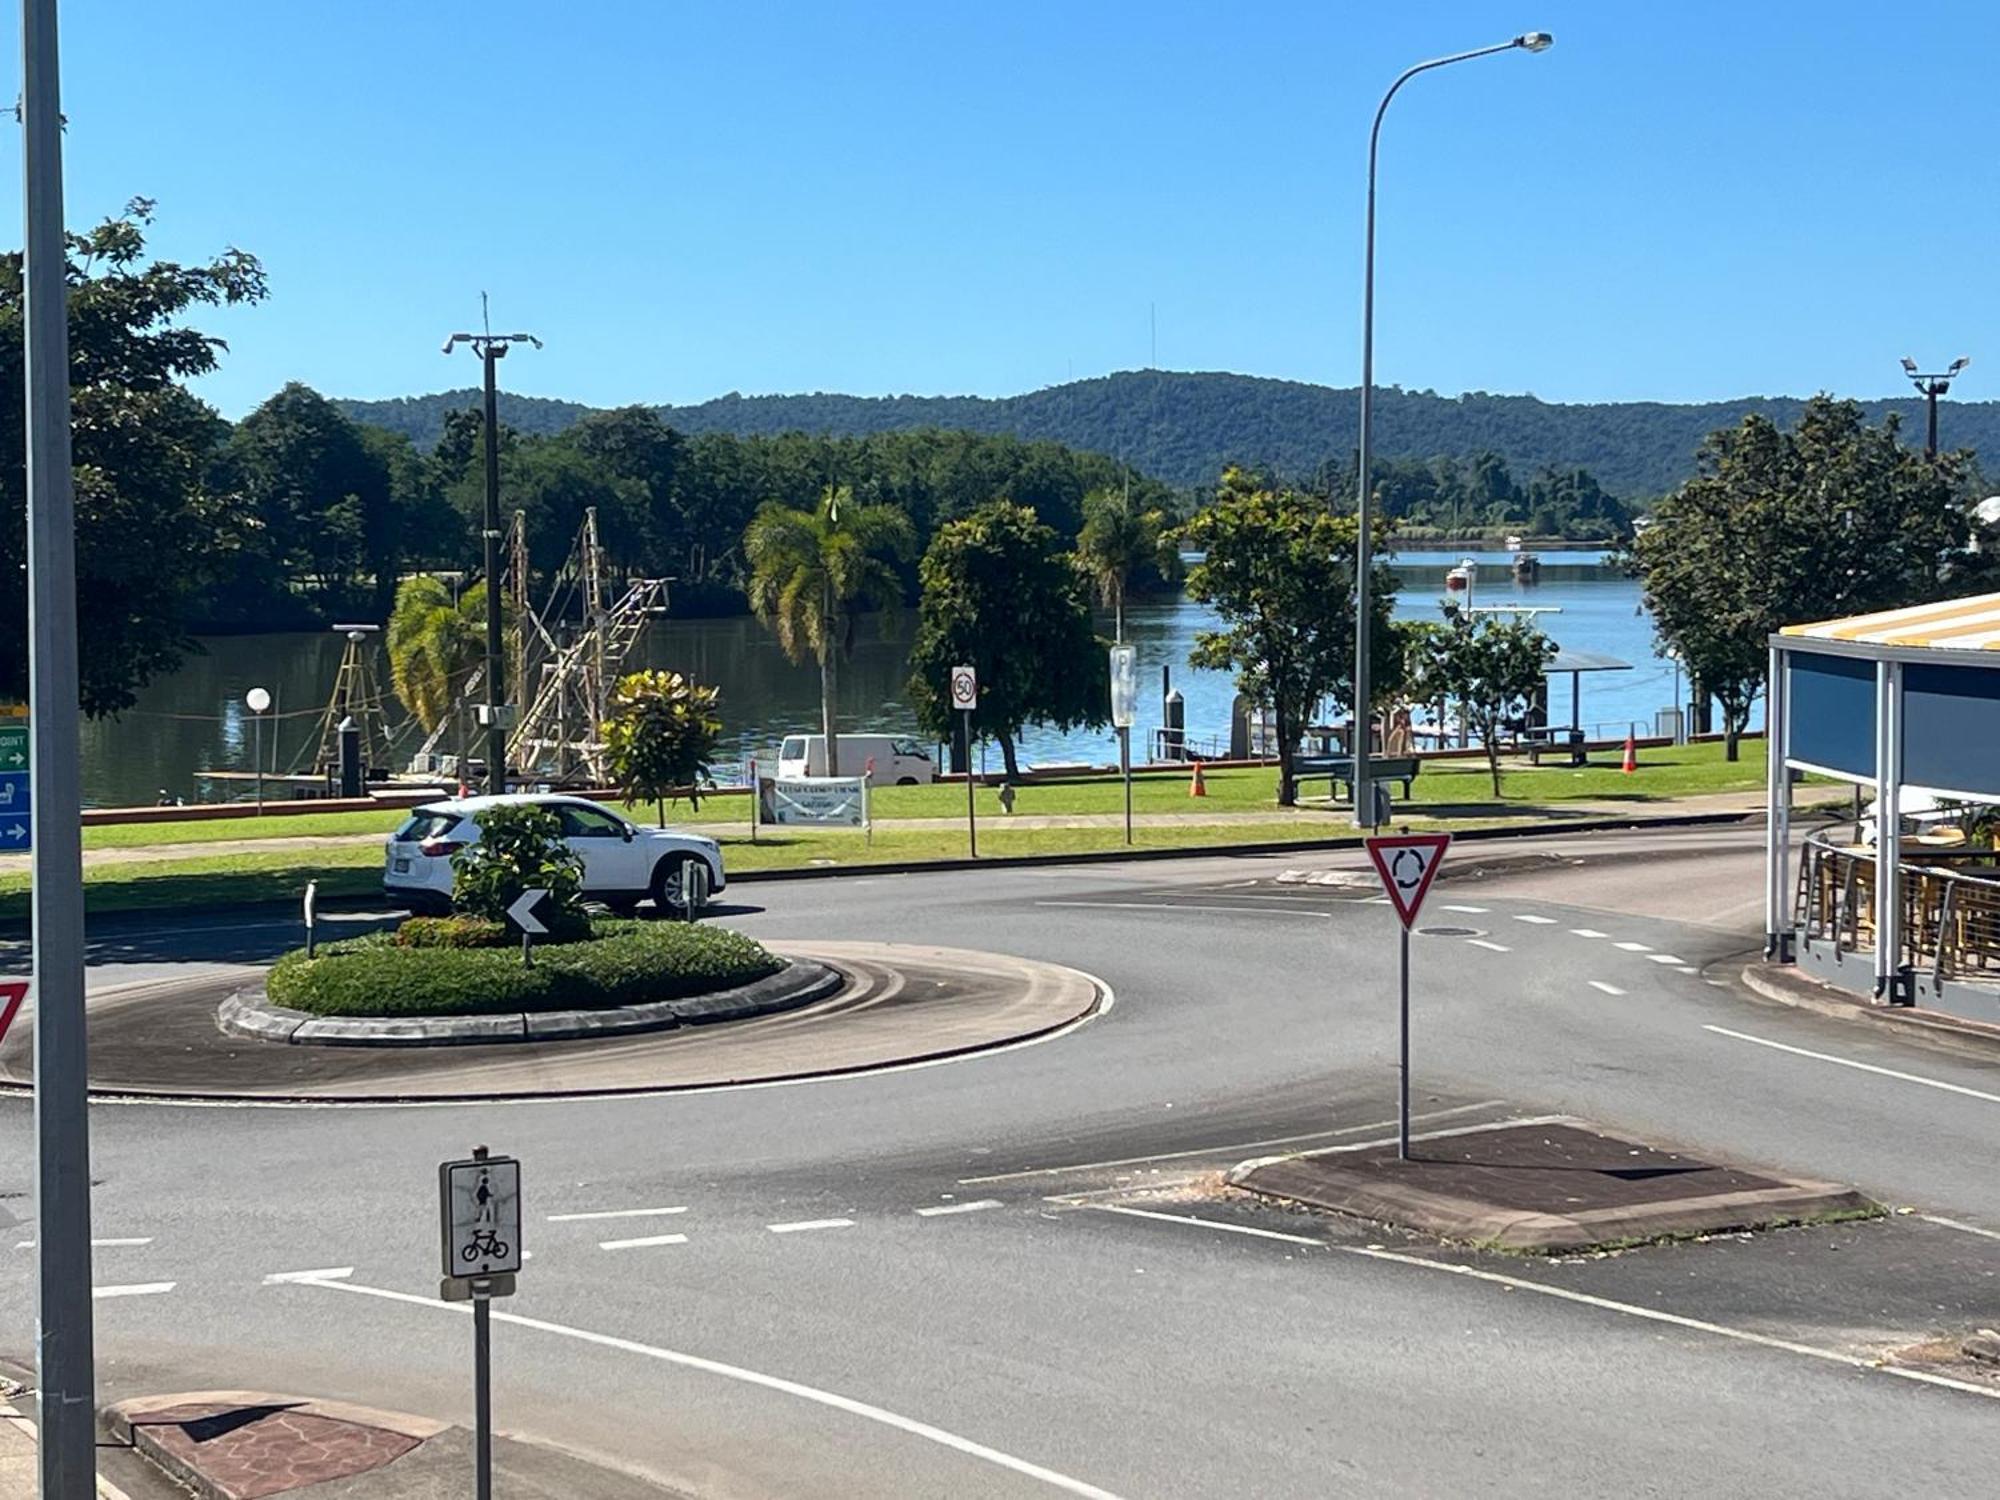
[440,1151,521,1279]
[1364,832,1452,929]
[0,721,28,852]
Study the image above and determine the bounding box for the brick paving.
[129,1402,419,1499]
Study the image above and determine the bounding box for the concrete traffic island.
[0,942,1105,1103]
[1229,1118,1879,1253]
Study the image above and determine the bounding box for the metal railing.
[1796,824,2000,984]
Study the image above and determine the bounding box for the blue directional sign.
[0,721,29,852]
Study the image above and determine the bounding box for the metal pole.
[473,1294,492,1500]
[1398,923,1411,1161]
[963,709,977,858]
[1926,381,1940,458]
[254,713,264,813]
[1119,725,1132,845]
[482,348,507,794]
[23,0,98,1487]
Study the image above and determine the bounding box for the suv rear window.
[781,737,806,760]
[394,810,462,842]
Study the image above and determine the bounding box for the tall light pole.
[444,329,540,794]
[1900,355,1969,457]
[21,1,99,1491]
[1351,31,1552,828]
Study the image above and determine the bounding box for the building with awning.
[1767,592,2000,1022]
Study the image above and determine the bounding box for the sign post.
[439,1146,521,1500]
[303,879,319,958]
[246,687,272,812]
[0,719,28,853]
[1364,832,1452,1160]
[506,887,552,967]
[950,665,978,857]
[1108,644,1137,845]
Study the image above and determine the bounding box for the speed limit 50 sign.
[950,664,978,711]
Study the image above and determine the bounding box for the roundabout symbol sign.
[1363,831,1452,1163]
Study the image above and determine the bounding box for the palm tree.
[386,575,487,785]
[744,485,914,777]
[1076,485,1177,641]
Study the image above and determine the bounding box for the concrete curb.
[1738,961,2000,1061]
[216,958,841,1048]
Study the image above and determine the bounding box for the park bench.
[1293,755,1422,803]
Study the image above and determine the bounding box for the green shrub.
[394,915,511,949]
[449,803,589,937]
[267,919,784,1017]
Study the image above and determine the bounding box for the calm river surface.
[84,550,1725,808]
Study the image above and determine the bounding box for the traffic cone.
[1189,761,1207,797]
[1621,733,1637,775]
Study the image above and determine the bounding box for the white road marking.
[1677,967,1699,975]
[1466,939,1511,953]
[1334,1243,2000,1402]
[296,1278,1132,1500]
[16,1238,154,1249]
[1570,928,1608,938]
[1645,953,1686,965]
[600,1233,690,1251]
[1588,981,1626,996]
[1036,900,1328,919]
[1614,941,1652,952]
[264,1267,353,1285]
[916,1200,1002,1217]
[548,1206,688,1223]
[1362,896,1392,905]
[1083,1204,1324,1247]
[1703,1025,2000,1104]
[1440,904,1488,914]
[93,1282,174,1299]
[767,1218,855,1234]
[1513,914,1557,925]
[958,1100,1511,1184]
[1918,1214,2000,1243]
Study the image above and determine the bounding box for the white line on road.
[1702,1025,2000,1104]
[1439,904,1488,914]
[1588,981,1626,996]
[295,1278,1132,1500]
[1614,941,1652,952]
[1083,1204,1325,1247]
[600,1233,690,1251]
[1917,1214,2000,1243]
[1466,939,1511,953]
[17,1238,154,1249]
[264,1267,353,1285]
[1570,928,1608,938]
[916,1200,1002,1217]
[958,1100,1511,1184]
[767,1218,856,1234]
[1512,914,1557,925]
[93,1282,174,1299]
[1645,953,1686,965]
[548,1206,689,1223]
[1035,900,1328,919]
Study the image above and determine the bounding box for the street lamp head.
[1901,356,1919,375]
[443,333,473,354]
[245,687,271,714]
[1951,356,1971,376]
[1515,32,1554,52]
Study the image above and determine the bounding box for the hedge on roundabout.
[267,917,785,1018]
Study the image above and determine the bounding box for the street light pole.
[444,328,541,794]
[21,1,99,1491]
[1351,31,1552,829]
[1900,355,1969,458]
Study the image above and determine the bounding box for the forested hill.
[338,372,2000,497]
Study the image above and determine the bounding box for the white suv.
[383,794,726,916]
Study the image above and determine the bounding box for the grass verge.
[266,918,784,1017]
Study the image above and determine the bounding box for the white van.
[776,733,936,785]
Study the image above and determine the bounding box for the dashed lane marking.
[1035,900,1329,918]
[768,1218,856,1234]
[1439,904,1488,914]
[1588,981,1626,996]
[1702,1025,2000,1105]
[600,1233,690,1251]
[93,1282,174,1299]
[1466,939,1511,953]
[1570,928,1608,938]
[1614,941,1652,952]
[916,1200,1003,1217]
[264,1267,354,1285]
[294,1278,1133,1500]
[548,1206,688,1223]
[1513,914,1557,925]
[1645,953,1687,965]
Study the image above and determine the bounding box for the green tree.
[1408,614,1555,797]
[449,801,588,937]
[386,575,487,781]
[0,199,267,714]
[906,500,1106,780]
[744,484,915,777]
[1075,485,1180,640]
[1169,469,1399,807]
[1628,396,1975,760]
[603,669,723,825]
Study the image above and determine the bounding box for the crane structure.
[308,625,397,781]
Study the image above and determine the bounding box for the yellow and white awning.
[1781,592,2000,651]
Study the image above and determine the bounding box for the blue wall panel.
[1905,662,2000,797]
[1787,651,1875,779]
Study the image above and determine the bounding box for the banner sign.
[758,776,868,828]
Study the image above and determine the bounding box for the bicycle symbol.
[462,1228,510,1263]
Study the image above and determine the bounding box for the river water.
[84,550,1716,808]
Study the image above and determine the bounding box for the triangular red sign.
[0,979,25,1046]
[1364,833,1453,929]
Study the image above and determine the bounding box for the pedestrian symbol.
[440,1153,522,1278]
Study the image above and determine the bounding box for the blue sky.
[5,1,1996,418]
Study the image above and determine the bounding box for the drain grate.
[1419,925,1479,937]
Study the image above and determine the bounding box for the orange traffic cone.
[1621,732,1637,774]
[1189,761,1207,797]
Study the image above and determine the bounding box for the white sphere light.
[246,687,272,714]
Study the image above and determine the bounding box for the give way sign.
[0,979,25,1046]
[1364,833,1452,929]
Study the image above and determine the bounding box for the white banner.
[758,775,869,828]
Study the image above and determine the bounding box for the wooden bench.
[1294,755,1422,802]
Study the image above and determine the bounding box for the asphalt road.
[4,823,2000,1497]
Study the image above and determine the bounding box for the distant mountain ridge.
[336,371,2000,497]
